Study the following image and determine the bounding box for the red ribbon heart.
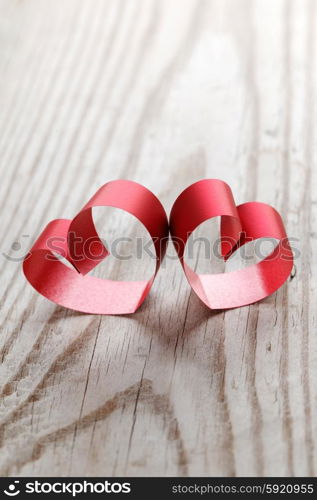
[23,180,169,315]
[169,179,293,309]
[23,179,293,314]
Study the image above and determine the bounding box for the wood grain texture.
[0,0,316,477]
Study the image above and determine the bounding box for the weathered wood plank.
[0,0,316,477]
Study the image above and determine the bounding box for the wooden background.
[0,0,316,477]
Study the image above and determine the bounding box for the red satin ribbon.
[169,179,293,309]
[23,179,293,314]
[23,180,169,314]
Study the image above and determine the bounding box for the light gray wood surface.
[0,0,316,477]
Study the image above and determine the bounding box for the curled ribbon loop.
[23,180,169,315]
[170,179,293,309]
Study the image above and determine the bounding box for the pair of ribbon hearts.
[23,179,293,315]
